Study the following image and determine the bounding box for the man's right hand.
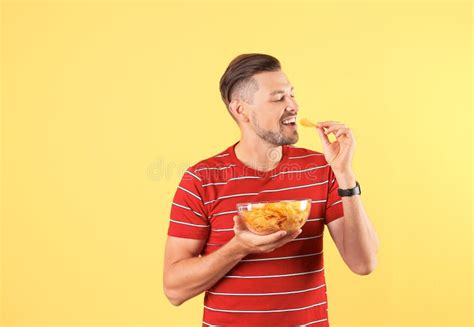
[232,215,302,255]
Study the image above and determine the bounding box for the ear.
[229,99,250,123]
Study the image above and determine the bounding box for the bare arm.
[328,171,379,275]
[163,215,302,306]
[314,121,379,275]
[163,236,245,306]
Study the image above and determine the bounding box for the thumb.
[256,229,288,244]
[233,215,246,232]
[316,126,331,147]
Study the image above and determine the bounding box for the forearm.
[335,170,379,274]
[164,237,247,305]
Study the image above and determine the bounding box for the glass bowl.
[236,199,311,235]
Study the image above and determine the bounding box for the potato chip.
[237,200,311,235]
[299,118,317,128]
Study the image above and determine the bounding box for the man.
[163,53,380,326]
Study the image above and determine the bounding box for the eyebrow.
[269,86,294,96]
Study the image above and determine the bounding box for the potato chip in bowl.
[236,199,311,235]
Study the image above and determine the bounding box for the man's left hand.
[315,121,355,174]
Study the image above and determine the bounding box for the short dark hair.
[219,53,281,112]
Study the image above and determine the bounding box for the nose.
[285,96,299,114]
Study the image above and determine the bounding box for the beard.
[252,117,299,146]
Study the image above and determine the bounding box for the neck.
[234,134,284,172]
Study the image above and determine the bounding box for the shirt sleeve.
[324,166,344,225]
[167,168,210,240]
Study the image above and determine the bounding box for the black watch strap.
[338,181,361,197]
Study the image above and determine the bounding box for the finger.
[316,126,331,147]
[254,229,288,245]
[335,128,349,137]
[233,215,248,232]
[323,124,345,135]
[335,127,351,139]
[316,121,342,128]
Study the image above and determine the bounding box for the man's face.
[240,70,300,146]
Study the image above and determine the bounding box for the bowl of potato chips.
[236,199,311,235]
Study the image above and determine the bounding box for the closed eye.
[275,95,295,102]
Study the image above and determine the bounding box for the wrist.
[227,236,250,259]
[334,170,356,189]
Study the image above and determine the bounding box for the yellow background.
[1,0,472,326]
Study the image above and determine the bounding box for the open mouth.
[281,117,297,126]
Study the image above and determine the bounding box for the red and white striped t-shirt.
[168,142,344,327]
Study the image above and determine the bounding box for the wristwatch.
[338,181,361,197]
